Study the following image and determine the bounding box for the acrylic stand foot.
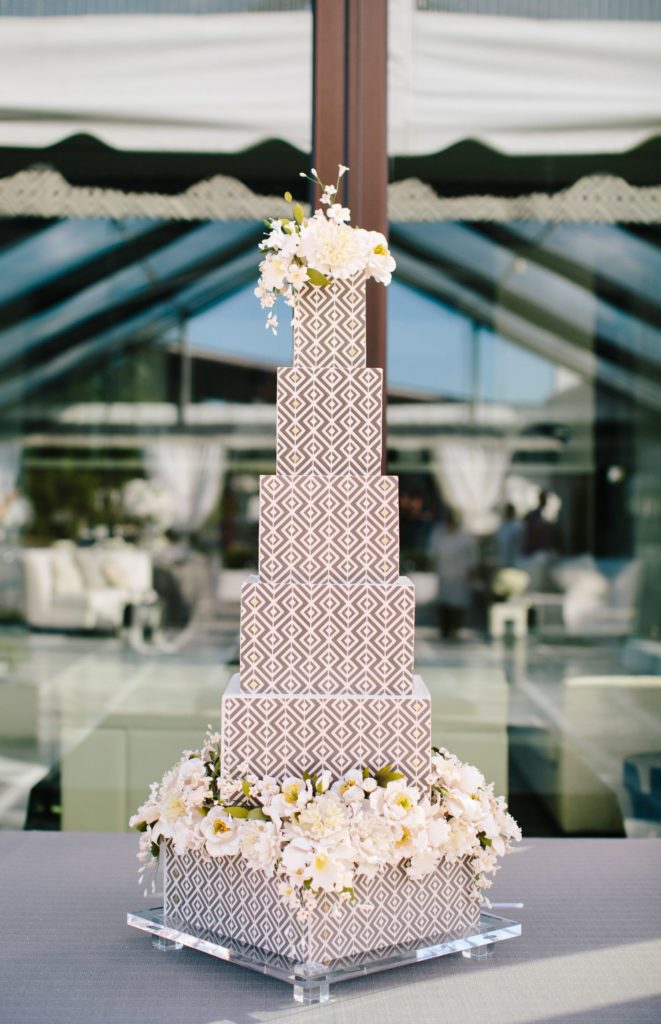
[293,978,331,1005]
[462,941,495,960]
[152,935,183,952]
[128,908,521,1003]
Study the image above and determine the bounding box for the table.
[1,834,660,1024]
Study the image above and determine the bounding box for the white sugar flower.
[280,835,314,881]
[391,820,427,859]
[256,776,280,802]
[370,778,422,823]
[331,769,368,804]
[320,184,337,205]
[200,807,241,857]
[265,313,278,335]
[239,820,280,875]
[297,218,367,280]
[350,812,395,876]
[265,776,312,826]
[176,757,210,809]
[364,231,396,286]
[426,811,451,850]
[259,254,288,292]
[307,842,354,892]
[295,792,350,839]
[338,164,349,177]
[286,263,309,288]
[406,849,440,879]
[326,203,351,225]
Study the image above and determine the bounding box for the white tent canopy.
[0,6,659,156]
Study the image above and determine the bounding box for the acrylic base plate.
[127,906,522,1004]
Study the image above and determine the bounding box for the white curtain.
[0,10,658,156]
[432,439,509,536]
[143,438,224,535]
[0,442,21,501]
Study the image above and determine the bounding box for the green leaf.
[380,771,404,785]
[247,808,269,821]
[341,886,355,900]
[375,763,394,777]
[241,779,251,799]
[150,842,160,859]
[478,832,493,849]
[225,805,249,819]
[134,820,148,832]
[306,267,331,287]
[293,202,304,225]
[284,190,292,203]
[362,766,371,780]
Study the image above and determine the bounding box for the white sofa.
[22,544,153,631]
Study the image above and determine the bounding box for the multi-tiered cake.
[132,175,520,967]
[161,274,480,962]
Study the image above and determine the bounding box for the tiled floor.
[0,615,658,836]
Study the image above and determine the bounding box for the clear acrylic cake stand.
[127,905,522,1004]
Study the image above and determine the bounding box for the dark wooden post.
[312,1,346,202]
[312,0,389,468]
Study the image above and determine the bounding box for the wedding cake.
[131,169,520,967]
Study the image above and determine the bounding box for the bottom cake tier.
[163,842,481,963]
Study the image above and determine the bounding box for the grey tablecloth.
[0,833,660,1024]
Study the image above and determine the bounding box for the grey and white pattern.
[293,274,366,368]
[276,366,382,476]
[258,474,400,585]
[164,842,481,964]
[240,576,415,695]
[222,673,431,786]
[165,274,483,962]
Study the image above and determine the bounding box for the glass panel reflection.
[0,212,659,844]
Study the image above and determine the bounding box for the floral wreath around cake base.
[131,734,521,919]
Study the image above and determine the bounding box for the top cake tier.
[293,273,366,369]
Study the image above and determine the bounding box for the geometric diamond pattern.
[277,366,382,476]
[239,576,415,695]
[258,474,400,585]
[167,273,474,963]
[293,272,366,369]
[164,842,481,963]
[222,674,431,786]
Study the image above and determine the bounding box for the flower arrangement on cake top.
[255,165,396,334]
[131,734,521,919]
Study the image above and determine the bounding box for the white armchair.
[22,544,153,631]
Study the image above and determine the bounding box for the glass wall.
[0,0,659,844]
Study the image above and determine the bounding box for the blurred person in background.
[431,509,478,639]
[495,502,523,568]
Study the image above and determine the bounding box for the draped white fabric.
[432,439,509,536]
[143,439,224,534]
[0,442,21,501]
[0,8,659,155]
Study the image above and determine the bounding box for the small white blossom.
[326,203,351,225]
[200,807,241,857]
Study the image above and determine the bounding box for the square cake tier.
[293,273,366,369]
[221,673,430,786]
[163,843,480,963]
[258,474,399,585]
[240,576,414,695]
[277,366,382,476]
